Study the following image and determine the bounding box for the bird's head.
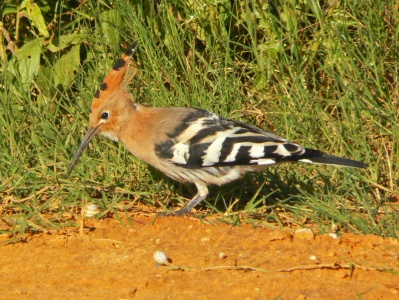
[67,42,139,177]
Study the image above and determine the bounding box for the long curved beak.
[67,126,102,178]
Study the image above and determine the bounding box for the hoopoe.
[68,42,367,216]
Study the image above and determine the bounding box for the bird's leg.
[172,181,209,216]
[157,182,208,217]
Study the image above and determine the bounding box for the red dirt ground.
[1,214,398,299]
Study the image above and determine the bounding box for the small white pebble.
[153,251,170,265]
[309,255,318,261]
[329,233,338,239]
[84,204,100,217]
[219,252,227,259]
[294,228,314,240]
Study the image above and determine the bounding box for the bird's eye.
[101,112,109,119]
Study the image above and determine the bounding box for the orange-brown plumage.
[91,42,138,110]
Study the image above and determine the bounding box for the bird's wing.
[154,108,309,169]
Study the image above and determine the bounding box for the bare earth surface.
[1,214,399,300]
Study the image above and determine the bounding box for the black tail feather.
[300,148,368,168]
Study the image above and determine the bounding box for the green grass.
[1,0,398,240]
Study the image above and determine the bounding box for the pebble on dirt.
[153,251,170,265]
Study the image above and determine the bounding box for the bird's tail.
[298,148,368,169]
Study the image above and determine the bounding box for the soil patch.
[1,215,398,299]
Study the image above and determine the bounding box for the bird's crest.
[91,42,139,110]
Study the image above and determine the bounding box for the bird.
[68,42,367,216]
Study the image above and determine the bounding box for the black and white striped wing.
[155,109,313,169]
